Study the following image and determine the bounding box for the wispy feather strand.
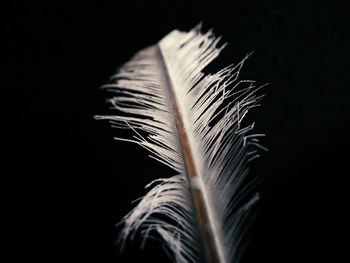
[95,24,266,263]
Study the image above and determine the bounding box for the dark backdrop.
[4,1,349,262]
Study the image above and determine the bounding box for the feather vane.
[95,24,266,263]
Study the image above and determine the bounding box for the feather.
[95,24,267,263]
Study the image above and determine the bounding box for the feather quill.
[95,24,266,263]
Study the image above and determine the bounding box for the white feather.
[96,24,266,263]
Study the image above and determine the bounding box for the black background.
[4,0,349,262]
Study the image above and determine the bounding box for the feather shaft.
[157,45,221,263]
